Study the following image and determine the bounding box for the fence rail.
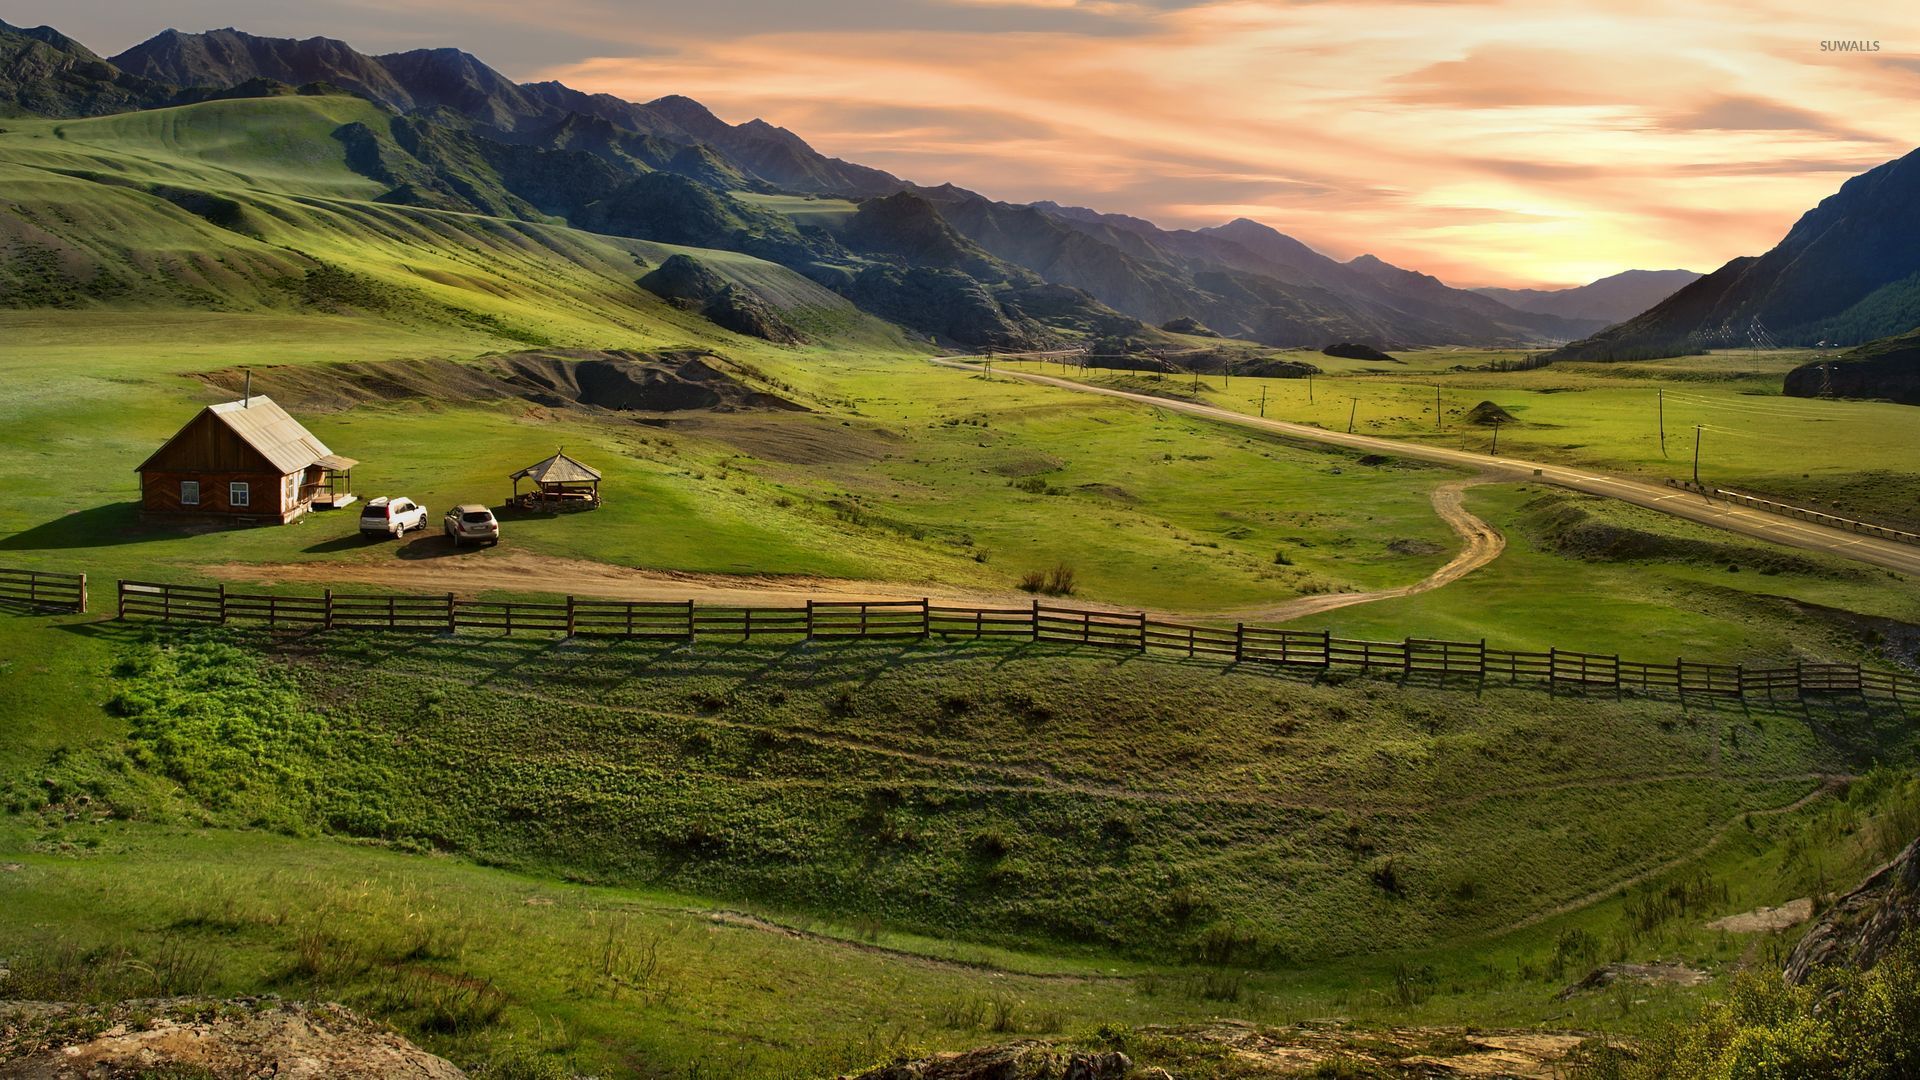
[0,568,86,613]
[0,572,1908,706]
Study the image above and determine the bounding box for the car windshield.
[461,512,494,523]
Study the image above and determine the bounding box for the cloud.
[1663,95,1874,139]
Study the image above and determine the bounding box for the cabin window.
[180,480,200,506]
[230,481,250,508]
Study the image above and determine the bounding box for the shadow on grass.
[304,532,383,554]
[0,503,180,550]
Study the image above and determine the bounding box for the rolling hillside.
[0,95,899,349]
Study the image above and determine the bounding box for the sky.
[9,0,1919,287]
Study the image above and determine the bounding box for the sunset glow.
[21,0,1920,286]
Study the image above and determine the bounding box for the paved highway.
[931,357,1920,578]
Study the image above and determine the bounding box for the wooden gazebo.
[510,450,602,511]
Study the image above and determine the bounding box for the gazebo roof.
[511,450,602,485]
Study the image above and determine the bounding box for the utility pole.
[1435,386,1443,431]
[1658,389,1667,458]
[1259,384,1267,418]
[1347,397,1358,434]
[1308,374,1314,404]
[1491,420,1501,456]
[1692,425,1703,486]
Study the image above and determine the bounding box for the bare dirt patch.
[0,997,463,1079]
[1707,897,1814,934]
[1556,961,1710,1000]
[843,1020,1596,1079]
[200,349,800,415]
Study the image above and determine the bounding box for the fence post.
[565,595,576,637]
[684,600,696,642]
[1404,638,1415,679]
[1136,611,1146,651]
[1794,659,1804,696]
[76,573,87,615]
[1234,622,1244,662]
[1734,663,1744,700]
[922,598,931,639]
[447,592,456,634]
[323,589,334,632]
[805,598,815,639]
[1031,598,1040,641]
[117,580,127,620]
[218,583,228,625]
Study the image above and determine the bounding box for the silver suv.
[359,496,428,538]
[444,504,500,547]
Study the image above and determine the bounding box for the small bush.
[1016,563,1078,596]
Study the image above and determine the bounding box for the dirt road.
[213,476,1505,619]
[213,548,1018,607]
[1217,476,1504,622]
[936,358,1920,578]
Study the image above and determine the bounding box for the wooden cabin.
[136,395,357,524]
[510,451,602,511]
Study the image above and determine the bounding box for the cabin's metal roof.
[135,396,345,475]
[208,397,337,474]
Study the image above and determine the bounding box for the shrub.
[1015,563,1078,596]
[1570,932,1920,1079]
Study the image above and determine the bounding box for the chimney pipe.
[243,369,252,408]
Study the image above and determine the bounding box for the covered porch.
[302,454,359,509]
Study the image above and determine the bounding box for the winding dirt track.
[1219,476,1503,622]
[934,356,1920,578]
[212,476,1505,621]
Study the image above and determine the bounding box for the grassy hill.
[1,613,1915,1076]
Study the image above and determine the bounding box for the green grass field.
[1001,351,1920,532]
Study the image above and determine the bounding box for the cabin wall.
[141,469,300,522]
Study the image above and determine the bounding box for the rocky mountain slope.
[0,18,174,117]
[1553,146,1920,360]
[1474,268,1701,324]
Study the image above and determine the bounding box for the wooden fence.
[0,568,86,613]
[93,577,1920,706]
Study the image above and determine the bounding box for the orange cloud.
[531,0,1920,287]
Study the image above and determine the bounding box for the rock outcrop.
[1786,836,1920,984]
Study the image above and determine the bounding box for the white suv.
[443,504,500,547]
[360,496,428,538]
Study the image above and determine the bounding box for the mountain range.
[1552,149,1920,361]
[0,20,1732,351]
[1472,269,1701,325]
